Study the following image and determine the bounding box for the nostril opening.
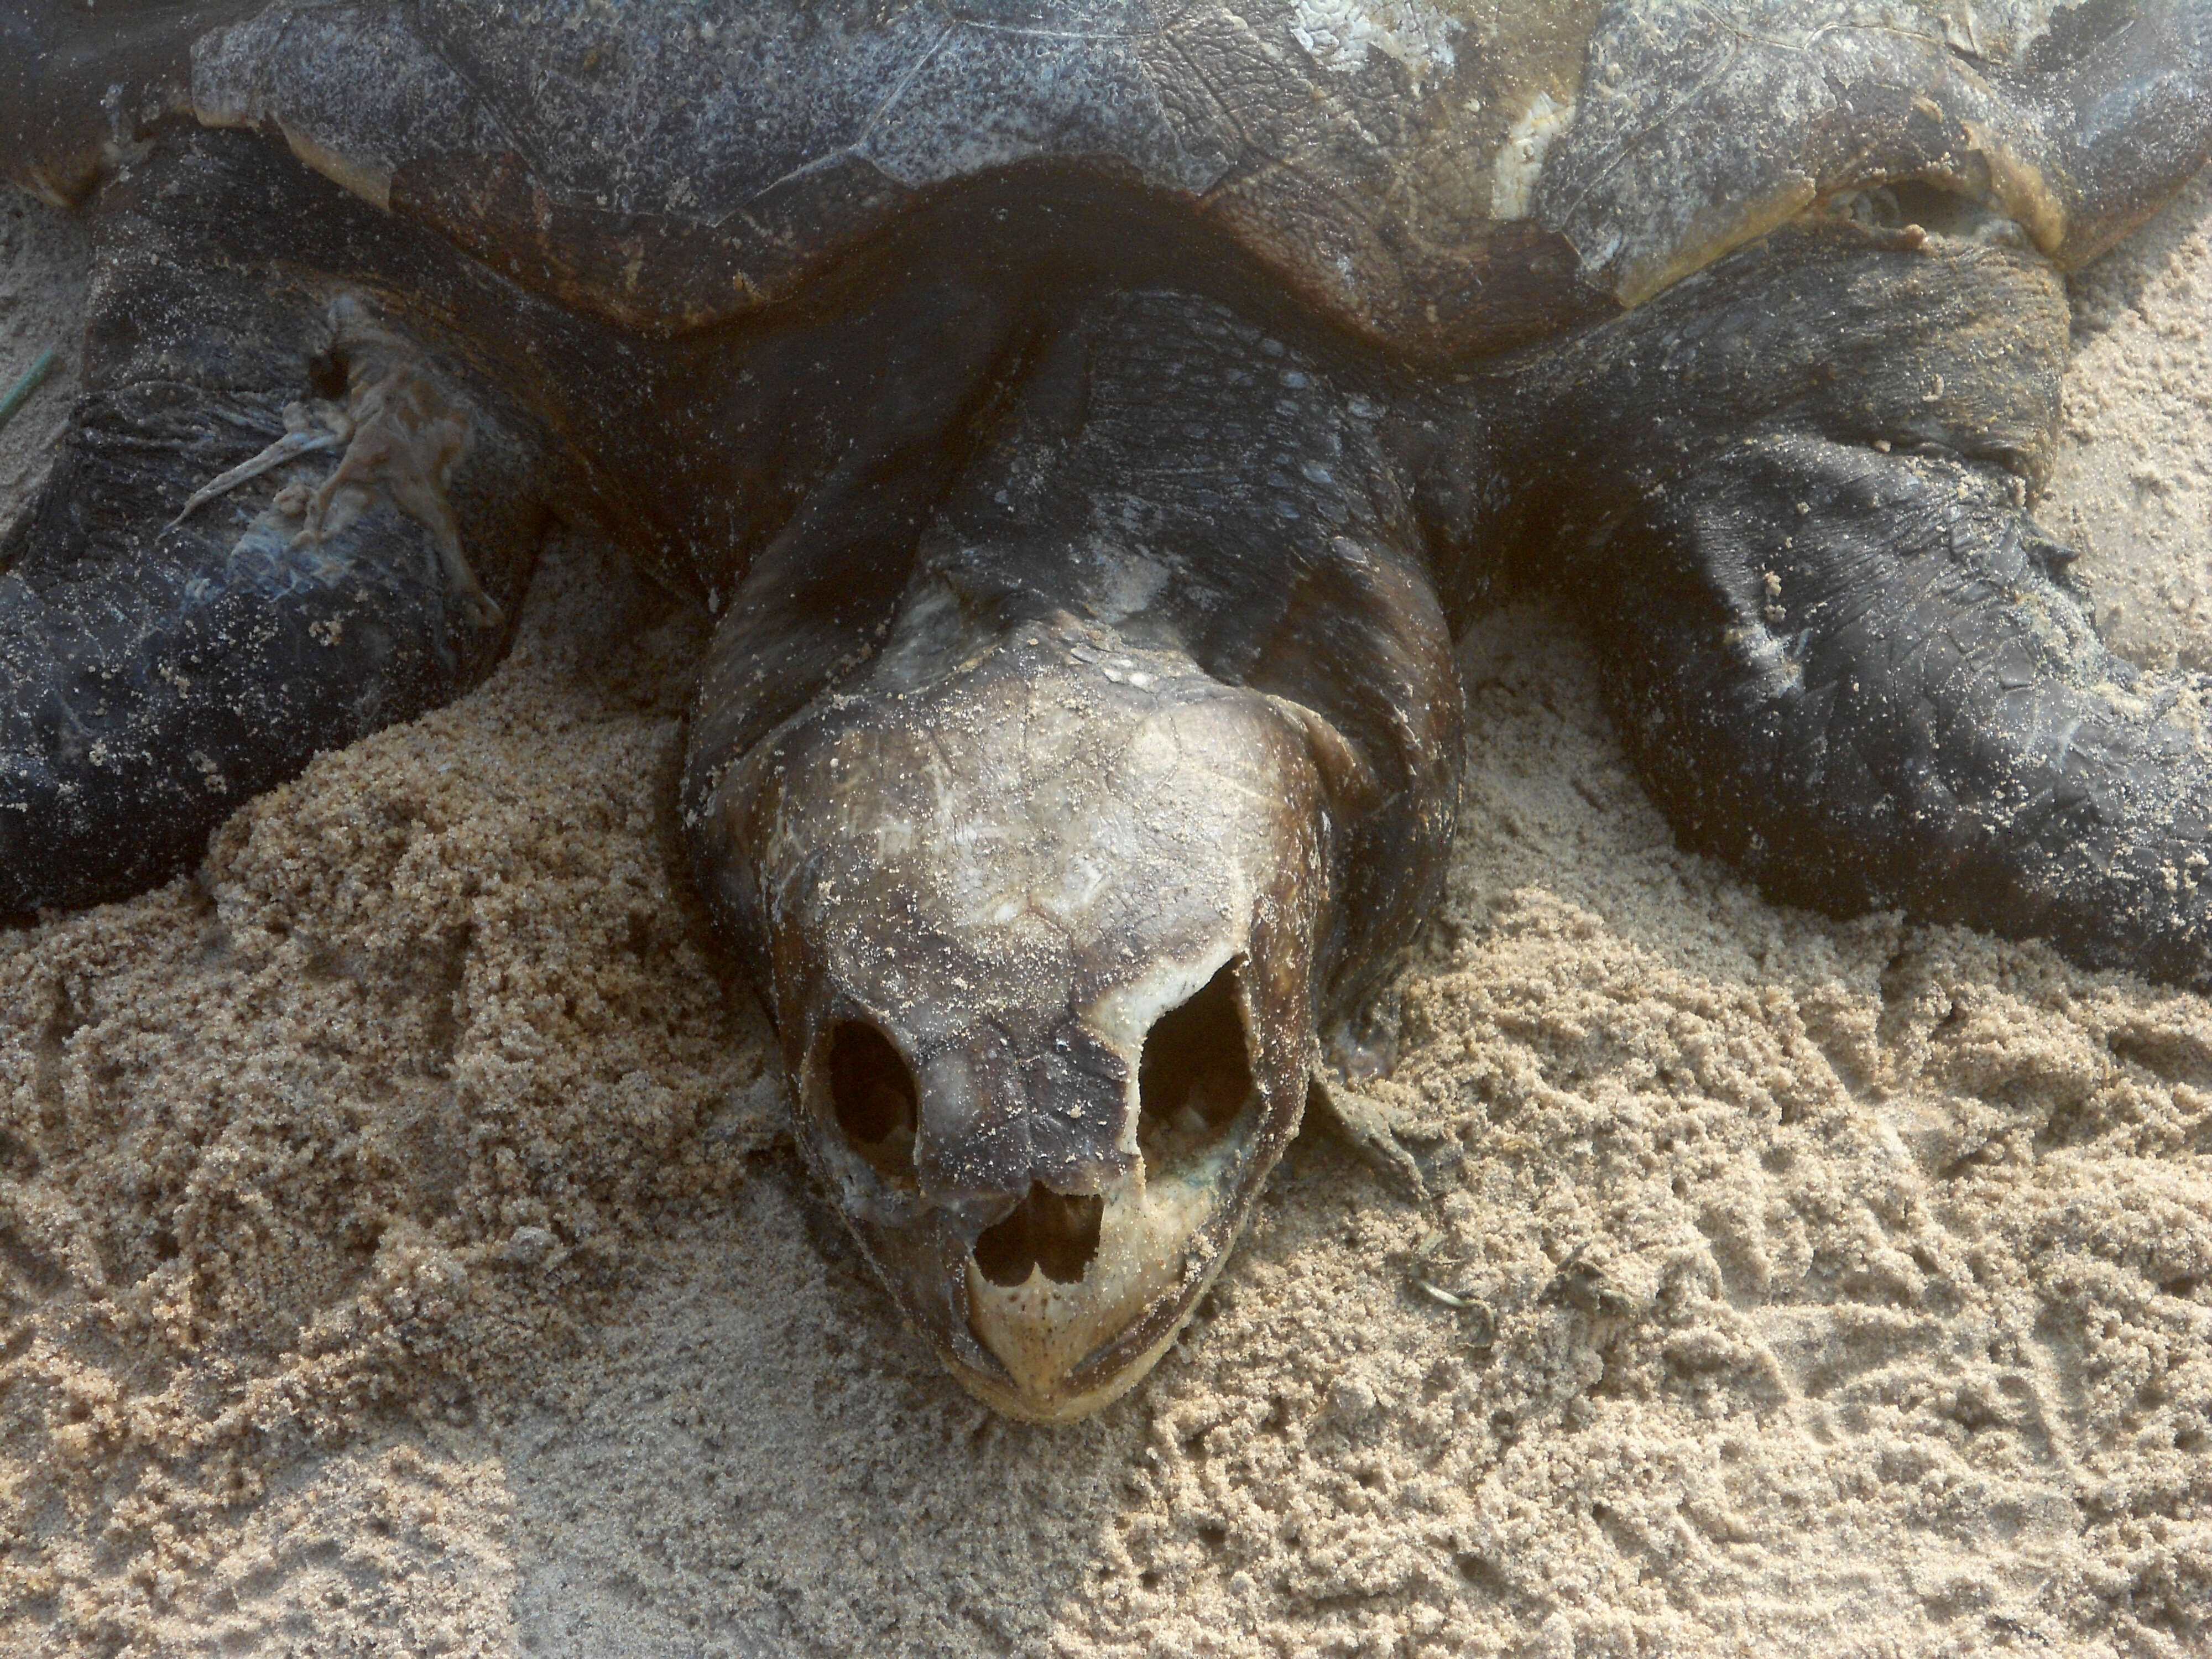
[973,1182,1104,1287]
[827,1020,919,1190]
[1138,959,1257,1178]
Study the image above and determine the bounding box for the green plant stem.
[0,348,59,433]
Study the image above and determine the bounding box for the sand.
[3,167,2210,1659]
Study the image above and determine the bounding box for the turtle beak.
[700,621,1328,1420]
[798,947,1298,1421]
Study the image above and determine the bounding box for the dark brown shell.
[10,1,2210,353]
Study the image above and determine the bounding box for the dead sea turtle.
[6,1,2211,1421]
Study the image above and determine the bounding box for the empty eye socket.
[972,1182,1105,1287]
[1138,960,1256,1177]
[827,1020,919,1190]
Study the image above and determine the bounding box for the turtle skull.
[704,616,1331,1421]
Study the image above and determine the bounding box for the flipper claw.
[1308,1072,1428,1203]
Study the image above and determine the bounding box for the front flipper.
[2,135,556,911]
[1594,432,2212,988]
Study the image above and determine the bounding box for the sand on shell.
[2,168,2210,1659]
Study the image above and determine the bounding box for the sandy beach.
[2,166,2210,1657]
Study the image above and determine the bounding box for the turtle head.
[696,609,1334,1420]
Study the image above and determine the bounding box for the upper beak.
[796,958,1288,1422]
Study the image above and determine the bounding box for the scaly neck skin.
[684,284,1477,1017]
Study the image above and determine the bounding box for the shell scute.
[17,1,2210,348]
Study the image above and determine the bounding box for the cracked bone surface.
[705,618,1328,1421]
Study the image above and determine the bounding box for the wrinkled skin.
[6,1,2212,1418]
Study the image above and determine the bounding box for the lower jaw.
[946,1259,1229,1425]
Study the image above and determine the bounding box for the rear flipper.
[2,139,555,912]
[1594,433,2212,988]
